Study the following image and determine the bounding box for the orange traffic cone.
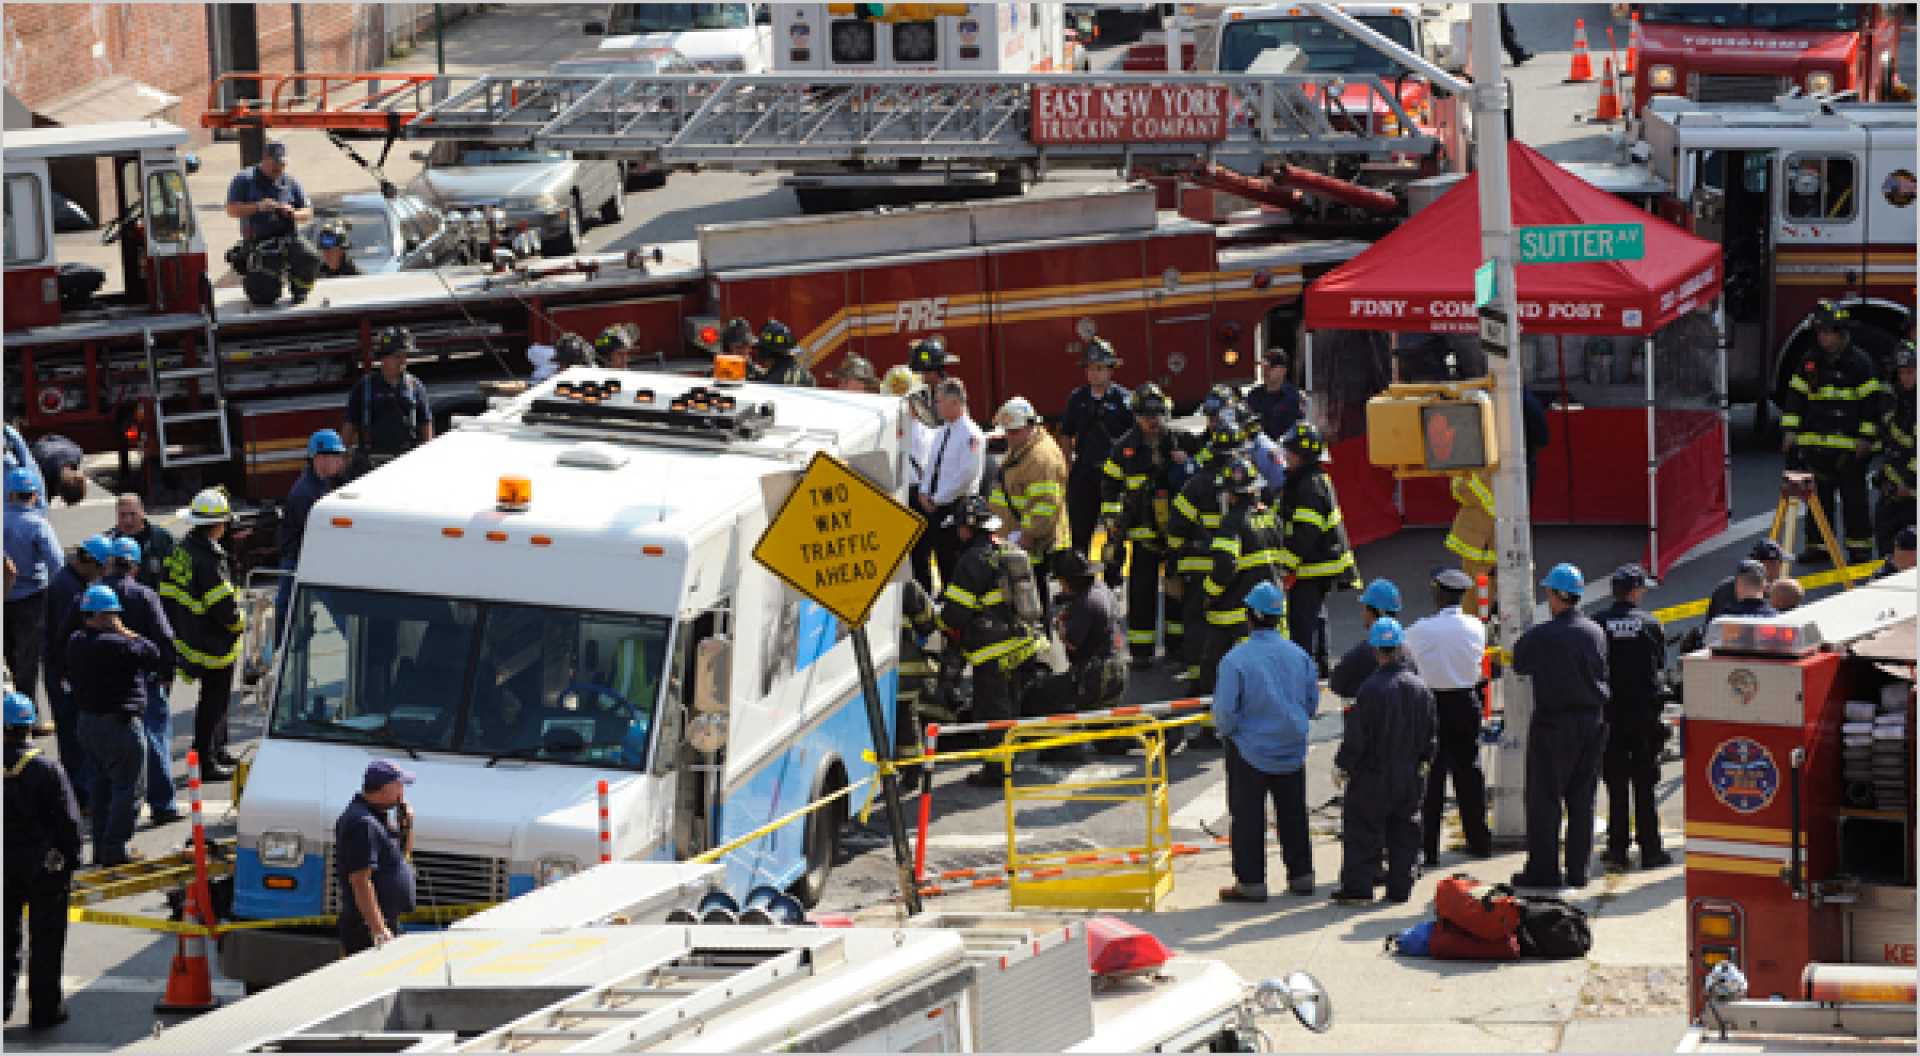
[1625,11,1641,75]
[153,886,219,1015]
[1592,57,1622,122]
[1565,18,1594,83]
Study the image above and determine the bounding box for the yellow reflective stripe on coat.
[1101,459,1125,481]
[1173,493,1200,521]
[980,589,1007,606]
[1211,536,1241,554]
[943,584,981,608]
[1237,548,1282,569]
[1176,556,1213,573]
[1205,609,1250,625]
[1290,507,1341,530]
[1445,534,1498,563]
[1296,553,1357,579]
[174,638,240,671]
[158,580,234,617]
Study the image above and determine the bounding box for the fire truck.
[5,64,1439,503]
[149,862,1335,1051]
[1625,3,1909,118]
[1677,568,1916,1049]
[1635,95,1916,422]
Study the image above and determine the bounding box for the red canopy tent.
[1301,142,1730,576]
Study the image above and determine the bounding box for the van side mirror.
[584,19,605,34]
[693,636,730,714]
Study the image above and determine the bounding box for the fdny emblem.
[1707,737,1780,815]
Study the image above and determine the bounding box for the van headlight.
[1805,70,1836,94]
[536,856,581,887]
[258,830,305,866]
[1648,65,1678,90]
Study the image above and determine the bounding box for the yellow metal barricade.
[1001,715,1174,912]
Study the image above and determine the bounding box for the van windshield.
[271,587,669,770]
[1218,15,1417,75]
[607,3,751,33]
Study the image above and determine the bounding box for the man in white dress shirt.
[918,379,984,583]
[1403,566,1493,865]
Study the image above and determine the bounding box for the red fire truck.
[1678,568,1915,1047]
[1627,3,1909,117]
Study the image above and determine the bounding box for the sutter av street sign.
[752,451,924,625]
[1517,223,1645,264]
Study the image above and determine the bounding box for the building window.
[1784,153,1857,222]
[4,174,46,265]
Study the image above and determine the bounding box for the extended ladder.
[70,838,237,907]
[142,320,234,470]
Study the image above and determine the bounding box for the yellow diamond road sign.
[752,451,926,625]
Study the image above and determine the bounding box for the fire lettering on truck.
[753,452,926,625]
[893,297,949,333]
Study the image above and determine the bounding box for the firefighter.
[315,219,358,278]
[1597,564,1672,872]
[552,332,598,371]
[1100,383,1183,669]
[1405,568,1492,865]
[1200,454,1287,692]
[1058,339,1133,586]
[754,320,815,386]
[721,317,757,363]
[223,141,318,305]
[1444,468,1497,600]
[1328,578,1403,701]
[1275,421,1358,673]
[159,488,245,782]
[1243,347,1305,441]
[1511,562,1610,890]
[988,397,1070,619]
[936,496,1045,787]
[4,691,81,1031]
[830,354,881,394]
[343,327,434,467]
[1876,341,1916,557]
[1331,617,1436,906]
[1779,300,1887,564]
[595,324,638,369]
[1168,420,1244,685]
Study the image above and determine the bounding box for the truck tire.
[546,195,582,256]
[601,185,626,225]
[790,779,845,908]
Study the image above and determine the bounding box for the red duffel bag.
[1428,919,1521,961]
[1434,873,1522,943]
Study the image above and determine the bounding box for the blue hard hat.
[3,691,34,728]
[1540,562,1586,596]
[308,429,347,457]
[1368,616,1405,649]
[1244,580,1287,617]
[79,583,123,614]
[5,465,39,496]
[1359,578,1402,614]
[111,536,141,564]
[81,534,115,563]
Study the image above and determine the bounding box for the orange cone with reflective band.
[156,748,220,1015]
[1625,11,1641,75]
[1593,57,1622,122]
[1565,19,1593,83]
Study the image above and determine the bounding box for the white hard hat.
[179,487,233,526]
[880,364,919,397]
[994,396,1040,430]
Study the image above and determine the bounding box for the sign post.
[752,451,927,915]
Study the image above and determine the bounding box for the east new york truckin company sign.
[1029,84,1233,144]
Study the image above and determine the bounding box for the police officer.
[277,429,348,621]
[1214,581,1318,903]
[1243,347,1305,441]
[160,488,246,781]
[1275,422,1358,673]
[1168,420,1243,684]
[1596,564,1671,872]
[1780,300,1888,564]
[104,538,181,827]
[1725,560,1778,617]
[67,584,160,867]
[1405,568,1493,864]
[596,324,638,369]
[754,320,815,386]
[1201,456,1287,696]
[343,327,434,467]
[988,397,1070,619]
[921,379,986,581]
[830,354,881,394]
[315,219,358,278]
[1058,339,1133,570]
[1876,341,1916,557]
[1511,562,1611,890]
[1100,383,1184,669]
[1328,578,1403,701]
[3,691,80,1030]
[4,466,61,708]
[1704,540,1785,624]
[936,497,1045,787]
[223,141,319,305]
[1331,617,1436,906]
[335,760,419,954]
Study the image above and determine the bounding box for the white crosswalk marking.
[59,974,244,997]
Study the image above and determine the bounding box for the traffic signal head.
[1365,383,1499,476]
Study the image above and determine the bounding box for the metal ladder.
[142,319,234,469]
[456,941,822,1052]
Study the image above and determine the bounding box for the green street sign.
[1517,223,1645,264]
[1474,260,1497,308]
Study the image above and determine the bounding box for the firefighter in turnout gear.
[1779,300,1888,563]
[1169,419,1245,684]
[753,320,815,387]
[1276,422,1358,671]
[159,488,245,781]
[1445,468,1497,600]
[1099,383,1184,669]
[987,397,1070,621]
[1058,338,1132,572]
[1202,455,1288,694]
[936,496,1045,787]
[1876,341,1916,557]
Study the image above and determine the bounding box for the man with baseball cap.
[1704,540,1785,623]
[1596,564,1671,871]
[334,760,418,954]
[224,140,319,305]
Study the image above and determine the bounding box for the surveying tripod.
[1766,470,1863,589]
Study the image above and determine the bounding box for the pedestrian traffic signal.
[1365,381,1499,477]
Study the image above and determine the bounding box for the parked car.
[301,192,466,274]
[551,46,701,190]
[410,144,625,256]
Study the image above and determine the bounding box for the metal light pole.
[1469,12,1537,843]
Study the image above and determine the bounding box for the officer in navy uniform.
[1242,348,1305,441]
[1057,339,1133,583]
[1511,562,1611,890]
[223,140,319,304]
[3,691,80,1030]
[1595,564,1671,872]
[1330,617,1436,906]
[334,760,419,954]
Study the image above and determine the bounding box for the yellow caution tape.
[690,778,875,866]
[1652,560,1879,624]
[71,902,496,936]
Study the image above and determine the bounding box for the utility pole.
[1469,12,1537,843]
[228,4,264,166]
